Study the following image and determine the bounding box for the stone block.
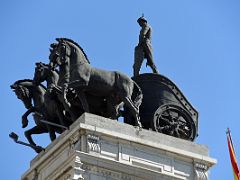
[22,113,216,180]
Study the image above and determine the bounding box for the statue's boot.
[150,64,159,74]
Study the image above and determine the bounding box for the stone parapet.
[22,113,216,180]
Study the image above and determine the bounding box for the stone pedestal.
[22,113,216,180]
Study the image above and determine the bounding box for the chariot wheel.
[153,104,196,141]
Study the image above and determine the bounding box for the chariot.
[125,73,198,141]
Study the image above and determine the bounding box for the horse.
[49,38,143,127]
[10,79,68,152]
[34,62,90,121]
[33,62,118,121]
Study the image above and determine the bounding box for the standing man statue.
[133,16,159,76]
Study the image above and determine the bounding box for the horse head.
[11,80,33,109]
[49,42,62,69]
[33,62,49,85]
[33,62,60,90]
[49,38,90,68]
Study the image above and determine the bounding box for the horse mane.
[38,62,48,66]
[14,79,47,91]
[56,38,90,64]
[14,79,33,84]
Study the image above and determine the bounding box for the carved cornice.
[64,155,85,180]
[87,134,100,153]
[194,162,208,180]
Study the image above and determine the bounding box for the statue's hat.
[137,16,147,23]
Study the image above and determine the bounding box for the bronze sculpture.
[33,62,83,122]
[33,62,115,120]
[49,38,143,128]
[10,79,69,152]
[10,18,199,153]
[133,16,159,76]
[124,73,198,141]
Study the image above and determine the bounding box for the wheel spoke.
[178,128,189,137]
[154,105,196,140]
[159,117,172,125]
[161,125,171,131]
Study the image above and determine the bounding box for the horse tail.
[132,80,143,110]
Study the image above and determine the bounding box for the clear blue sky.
[1,0,240,179]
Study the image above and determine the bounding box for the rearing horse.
[50,38,143,127]
[11,79,68,152]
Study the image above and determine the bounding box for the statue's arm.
[139,25,150,44]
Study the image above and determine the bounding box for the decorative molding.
[194,162,208,180]
[31,169,39,180]
[87,134,100,153]
[82,164,133,180]
[64,156,85,180]
[69,133,81,153]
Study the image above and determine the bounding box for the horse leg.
[45,124,56,141]
[106,96,120,120]
[55,106,67,127]
[122,96,142,128]
[63,104,78,122]
[57,94,78,122]
[76,90,89,112]
[24,126,48,146]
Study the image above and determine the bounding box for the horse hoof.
[135,121,142,129]
[22,119,28,128]
[22,123,28,128]
[134,125,142,131]
[138,126,143,131]
[35,146,44,153]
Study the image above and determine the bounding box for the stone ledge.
[78,113,209,155]
[22,113,216,180]
[30,113,216,167]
